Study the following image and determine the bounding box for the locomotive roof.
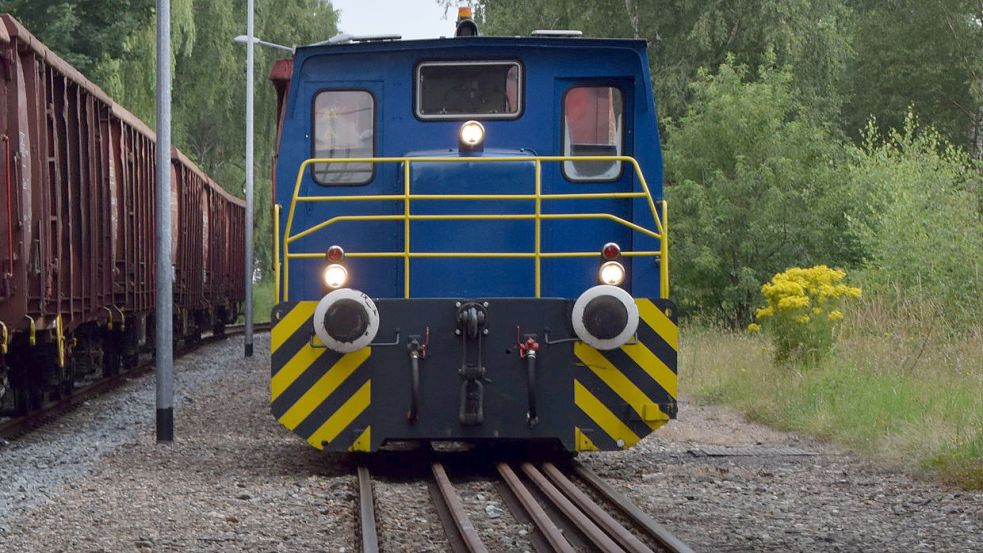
[295,35,648,57]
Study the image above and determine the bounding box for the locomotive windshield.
[312,90,375,185]
[416,61,521,119]
[563,86,623,181]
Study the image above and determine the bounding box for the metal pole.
[155,0,174,443]
[244,0,255,357]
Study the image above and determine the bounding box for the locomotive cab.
[269,28,677,453]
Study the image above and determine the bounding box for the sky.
[330,0,456,40]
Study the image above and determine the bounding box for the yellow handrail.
[273,204,281,304]
[281,156,667,301]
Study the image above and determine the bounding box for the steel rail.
[572,461,695,553]
[0,323,269,440]
[540,463,654,553]
[520,463,626,553]
[430,462,489,553]
[496,462,576,553]
[357,466,379,553]
[492,478,553,553]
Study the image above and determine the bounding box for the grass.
[682,296,983,489]
[251,278,276,324]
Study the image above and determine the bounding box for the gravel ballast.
[0,334,979,551]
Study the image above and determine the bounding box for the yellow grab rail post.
[279,156,668,302]
[661,200,669,299]
[404,160,411,298]
[274,204,281,304]
[534,159,542,298]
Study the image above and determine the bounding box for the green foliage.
[475,0,853,126]
[664,60,855,324]
[842,1,983,151]
[844,113,983,328]
[0,0,155,86]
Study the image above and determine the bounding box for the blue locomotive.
[268,12,677,453]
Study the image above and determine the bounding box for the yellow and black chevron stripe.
[270,302,373,451]
[572,298,678,451]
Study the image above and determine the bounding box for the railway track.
[0,322,270,440]
[356,455,694,553]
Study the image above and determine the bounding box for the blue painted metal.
[275,37,664,301]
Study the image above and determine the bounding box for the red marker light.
[326,245,345,262]
[602,242,621,259]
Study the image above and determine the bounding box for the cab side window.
[562,86,623,181]
[312,90,374,185]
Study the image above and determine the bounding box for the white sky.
[330,0,456,40]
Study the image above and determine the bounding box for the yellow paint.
[660,201,669,298]
[574,343,667,427]
[270,302,317,353]
[534,159,541,298]
[55,315,65,368]
[287,250,663,260]
[349,426,372,452]
[575,427,600,452]
[636,299,679,350]
[307,381,372,449]
[271,344,327,401]
[277,348,371,431]
[619,342,678,400]
[26,315,35,346]
[574,380,640,448]
[643,403,669,422]
[273,204,281,304]
[286,212,660,245]
[279,156,668,301]
[404,161,411,298]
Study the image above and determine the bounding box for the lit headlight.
[323,264,348,289]
[599,261,625,286]
[459,120,485,149]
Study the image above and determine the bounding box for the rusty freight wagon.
[0,15,245,414]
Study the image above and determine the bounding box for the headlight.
[323,264,348,289]
[459,120,485,149]
[599,261,625,286]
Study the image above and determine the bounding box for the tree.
[842,1,983,157]
[664,60,855,324]
[845,113,983,327]
[471,0,853,126]
[0,0,155,87]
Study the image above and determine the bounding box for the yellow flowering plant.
[750,265,861,363]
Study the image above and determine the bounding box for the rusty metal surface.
[540,463,654,553]
[0,15,114,106]
[0,13,245,338]
[357,465,379,553]
[520,463,625,553]
[572,461,695,553]
[431,462,489,553]
[496,462,575,553]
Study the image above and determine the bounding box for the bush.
[665,58,859,326]
[752,265,861,363]
[844,113,983,329]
